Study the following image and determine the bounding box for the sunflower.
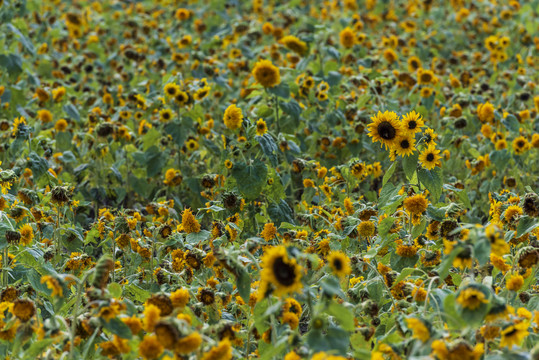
[407,56,422,72]
[139,335,164,360]
[417,68,435,85]
[12,299,35,322]
[500,322,529,348]
[419,144,441,170]
[159,108,173,122]
[327,251,351,278]
[339,27,356,48]
[201,338,232,360]
[403,194,428,215]
[255,118,268,136]
[406,318,430,342]
[401,111,424,135]
[512,136,530,155]
[357,221,375,238]
[394,135,416,157]
[173,92,189,107]
[456,287,489,310]
[420,87,434,98]
[252,59,280,88]
[164,83,180,98]
[506,273,524,291]
[175,332,202,354]
[19,223,34,246]
[280,35,307,55]
[260,246,302,297]
[223,104,243,130]
[182,208,201,234]
[367,111,401,149]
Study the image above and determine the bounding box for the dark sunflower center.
[505,328,517,337]
[377,121,396,140]
[426,153,435,161]
[517,141,524,147]
[400,139,410,149]
[408,120,417,129]
[333,258,343,271]
[273,257,296,286]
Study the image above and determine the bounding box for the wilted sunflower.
[419,144,441,170]
[500,322,529,348]
[280,35,307,55]
[456,286,489,310]
[252,59,280,88]
[403,194,428,215]
[223,104,243,130]
[367,111,401,149]
[260,246,302,297]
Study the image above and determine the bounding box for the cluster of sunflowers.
[0,0,539,359]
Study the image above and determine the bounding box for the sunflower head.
[260,246,303,297]
[327,251,351,278]
[252,59,280,88]
[367,111,401,149]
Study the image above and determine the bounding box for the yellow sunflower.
[500,322,529,348]
[394,135,416,157]
[367,111,401,149]
[401,111,424,135]
[252,59,280,88]
[327,251,351,278]
[419,144,441,170]
[223,104,243,130]
[260,246,302,297]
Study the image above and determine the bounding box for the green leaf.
[0,54,23,75]
[236,270,251,305]
[280,99,302,120]
[267,83,290,99]
[257,134,279,167]
[186,230,211,244]
[516,216,539,238]
[501,114,520,133]
[108,283,123,298]
[327,302,354,331]
[402,152,419,180]
[21,339,55,359]
[393,268,418,286]
[124,284,150,303]
[63,104,80,122]
[418,168,443,202]
[379,183,404,215]
[267,200,294,226]
[102,317,132,339]
[382,161,397,186]
[231,160,268,200]
[378,216,395,240]
[253,299,270,333]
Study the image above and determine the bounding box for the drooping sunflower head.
[252,59,280,88]
[223,104,243,131]
[260,246,302,297]
[367,111,401,149]
[456,285,489,311]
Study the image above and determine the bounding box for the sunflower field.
[0,0,538,359]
